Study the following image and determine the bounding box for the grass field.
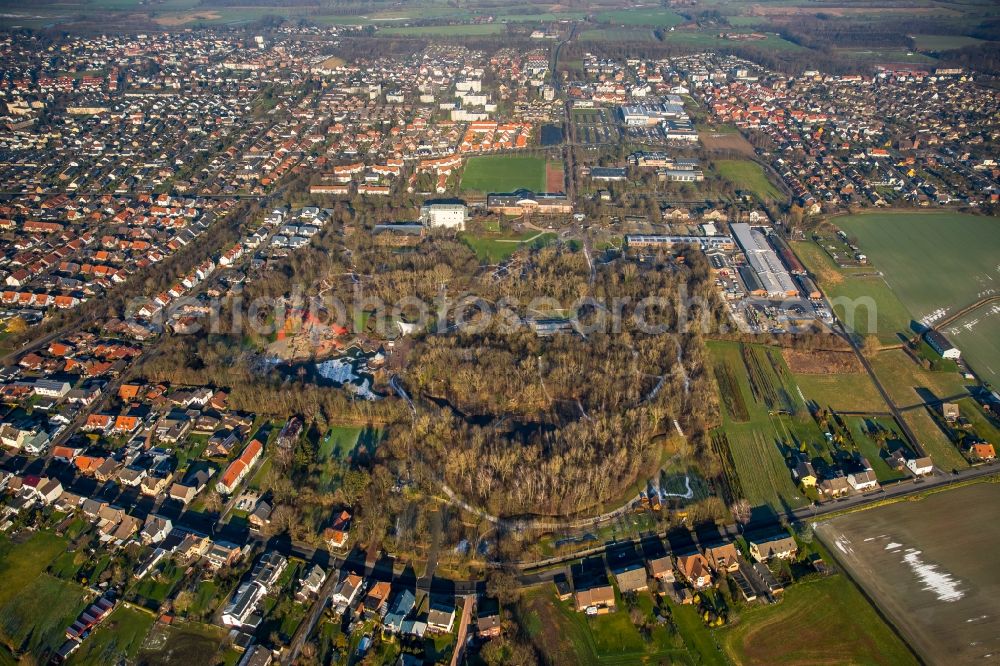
[791,371,884,412]
[138,622,228,666]
[791,239,914,343]
[902,408,968,471]
[712,160,783,201]
[595,8,685,26]
[870,349,971,407]
[912,34,990,50]
[579,27,657,42]
[720,575,917,665]
[661,31,804,51]
[835,212,1000,326]
[0,573,88,656]
[517,585,713,665]
[68,605,154,665]
[460,231,556,263]
[460,155,548,193]
[946,305,1000,387]
[380,24,505,36]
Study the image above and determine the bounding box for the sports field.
[721,575,917,666]
[460,156,548,193]
[944,304,1000,387]
[712,159,783,200]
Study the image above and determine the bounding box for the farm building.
[925,329,961,360]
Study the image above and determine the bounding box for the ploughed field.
[815,482,1000,665]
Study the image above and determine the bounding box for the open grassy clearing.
[460,231,556,263]
[870,349,971,407]
[720,574,918,665]
[835,212,1000,325]
[792,371,884,413]
[0,573,88,656]
[912,34,991,50]
[579,28,658,42]
[791,239,913,343]
[460,155,548,193]
[833,47,937,64]
[711,160,783,201]
[661,31,804,51]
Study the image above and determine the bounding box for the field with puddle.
[815,483,1000,664]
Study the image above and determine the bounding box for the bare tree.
[730,499,752,532]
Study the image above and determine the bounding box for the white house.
[847,470,879,492]
[906,456,934,476]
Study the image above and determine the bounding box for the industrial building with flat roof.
[731,223,798,298]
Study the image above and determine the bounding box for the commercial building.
[420,203,467,230]
[731,223,798,298]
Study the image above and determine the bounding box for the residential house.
[847,470,879,492]
[364,581,392,618]
[749,535,798,562]
[295,565,327,602]
[705,543,741,573]
[574,585,616,614]
[427,598,456,633]
[647,556,674,582]
[331,573,363,609]
[676,553,712,589]
[383,588,417,633]
[906,456,934,476]
[612,563,648,593]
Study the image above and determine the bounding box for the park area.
[460,155,549,194]
[460,230,555,263]
[720,574,917,665]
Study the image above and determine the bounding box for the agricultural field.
[720,574,918,666]
[380,24,505,37]
[460,156,548,194]
[460,230,555,263]
[791,239,913,343]
[911,34,992,50]
[660,31,804,51]
[945,304,1000,387]
[815,482,1000,665]
[594,8,685,26]
[707,341,818,514]
[578,27,658,42]
[711,160,783,201]
[836,213,1000,327]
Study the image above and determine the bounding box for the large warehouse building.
[731,223,798,298]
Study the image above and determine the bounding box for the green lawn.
[0,532,68,607]
[712,160,783,201]
[460,231,556,264]
[870,349,971,407]
[720,575,917,665]
[68,605,155,665]
[460,156,547,193]
[579,27,658,42]
[792,371,884,412]
[946,306,1000,388]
